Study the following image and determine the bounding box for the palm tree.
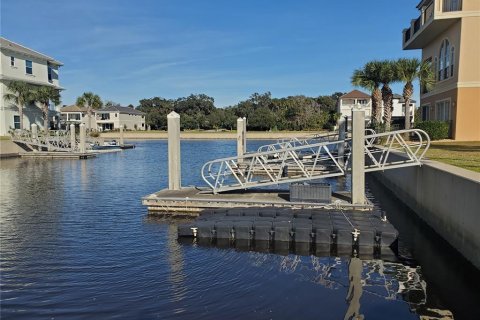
[3,81,35,130]
[76,92,103,131]
[378,60,399,131]
[396,58,435,131]
[351,61,383,125]
[31,86,61,134]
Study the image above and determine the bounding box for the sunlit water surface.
[1,140,478,320]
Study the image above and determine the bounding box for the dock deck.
[142,187,373,215]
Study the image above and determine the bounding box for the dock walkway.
[143,187,373,214]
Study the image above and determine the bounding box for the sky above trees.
[2,0,421,108]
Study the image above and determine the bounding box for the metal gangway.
[202,129,430,194]
[10,129,92,152]
[257,129,376,153]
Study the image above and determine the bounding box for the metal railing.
[202,129,430,193]
[10,129,97,152]
[257,129,376,154]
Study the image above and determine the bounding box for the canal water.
[1,140,478,320]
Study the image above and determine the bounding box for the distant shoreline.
[99,130,327,140]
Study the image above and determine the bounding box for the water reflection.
[179,235,454,320]
[0,140,476,320]
[167,224,186,305]
[344,257,364,320]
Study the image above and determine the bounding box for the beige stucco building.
[403,0,480,141]
[95,106,145,131]
[0,37,63,135]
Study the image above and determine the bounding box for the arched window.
[450,46,455,77]
[438,39,451,80]
[434,56,438,80]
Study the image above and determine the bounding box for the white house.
[95,106,146,131]
[59,105,96,129]
[0,37,63,135]
[391,94,416,129]
[337,90,416,129]
[337,90,372,121]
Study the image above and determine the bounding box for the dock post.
[119,126,124,146]
[70,124,76,151]
[338,117,346,167]
[31,123,38,141]
[79,123,86,153]
[351,107,365,205]
[243,117,247,153]
[237,117,245,162]
[168,111,181,190]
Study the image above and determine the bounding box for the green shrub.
[89,131,100,138]
[414,121,450,140]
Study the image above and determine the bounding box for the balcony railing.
[424,2,434,23]
[443,0,462,12]
[404,28,411,42]
[413,16,421,34]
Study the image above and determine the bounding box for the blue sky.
[1,0,421,107]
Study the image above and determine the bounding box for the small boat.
[91,140,135,150]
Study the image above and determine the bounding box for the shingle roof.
[340,90,370,99]
[95,106,145,115]
[60,105,87,113]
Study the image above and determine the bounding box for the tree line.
[137,92,343,131]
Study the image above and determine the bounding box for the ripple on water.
[0,141,475,320]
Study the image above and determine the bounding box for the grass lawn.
[425,141,480,173]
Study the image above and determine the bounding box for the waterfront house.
[391,94,416,129]
[95,105,146,131]
[337,90,416,129]
[337,90,372,122]
[59,105,95,129]
[0,37,63,135]
[402,0,480,140]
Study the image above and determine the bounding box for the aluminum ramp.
[202,129,430,193]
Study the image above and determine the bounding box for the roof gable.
[340,90,370,99]
[60,105,87,113]
[95,105,145,115]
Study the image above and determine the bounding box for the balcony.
[402,0,462,50]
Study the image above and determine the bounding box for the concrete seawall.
[373,160,480,269]
[0,140,22,158]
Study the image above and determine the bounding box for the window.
[421,105,430,121]
[13,116,20,129]
[100,113,110,120]
[357,99,367,105]
[48,66,53,81]
[68,113,81,121]
[438,39,453,81]
[10,56,15,67]
[25,60,33,74]
[435,100,451,121]
[450,47,455,77]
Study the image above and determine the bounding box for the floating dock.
[19,152,97,159]
[142,187,373,215]
[177,207,398,255]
